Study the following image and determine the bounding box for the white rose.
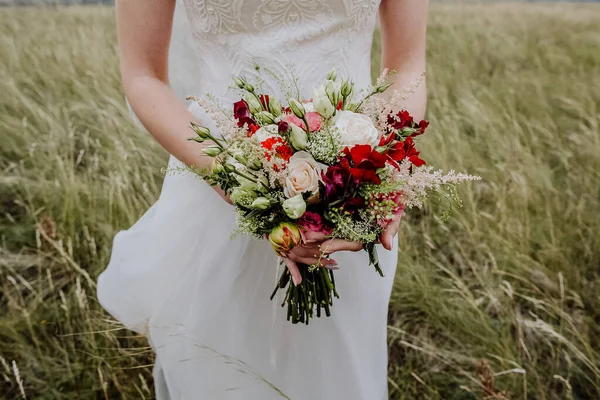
[332,110,380,149]
[252,125,278,143]
[283,151,325,203]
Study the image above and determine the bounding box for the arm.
[379,0,430,249]
[379,0,429,121]
[116,0,228,200]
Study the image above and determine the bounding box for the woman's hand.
[284,231,363,286]
[379,211,404,251]
[284,240,339,286]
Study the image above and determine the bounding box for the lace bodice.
[182,0,381,100]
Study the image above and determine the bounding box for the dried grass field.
[1,3,599,399]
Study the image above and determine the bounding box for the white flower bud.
[282,194,307,220]
[312,85,335,119]
[245,95,263,114]
[256,111,276,125]
[288,99,306,119]
[232,76,245,89]
[268,97,283,117]
[327,69,337,81]
[326,81,340,107]
[251,197,271,210]
[288,123,308,150]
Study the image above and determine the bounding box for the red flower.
[277,121,290,134]
[387,110,430,138]
[343,144,388,184]
[233,99,259,135]
[298,212,334,235]
[276,144,293,162]
[388,137,426,167]
[261,137,293,162]
[322,158,359,203]
[388,110,414,130]
[413,120,429,137]
[248,123,260,137]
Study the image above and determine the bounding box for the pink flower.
[298,212,334,235]
[284,112,323,132]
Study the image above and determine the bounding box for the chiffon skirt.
[97,103,398,400]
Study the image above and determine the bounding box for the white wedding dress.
[98,1,398,399]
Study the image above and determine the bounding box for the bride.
[98,0,428,398]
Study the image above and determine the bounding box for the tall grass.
[0,3,599,399]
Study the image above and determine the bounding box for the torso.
[182,0,381,100]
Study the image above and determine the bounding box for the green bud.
[248,159,263,171]
[202,146,222,157]
[258,175,270,190]
[245,95,263,115]
[212,162,224,174]
[288,123,308,150]
[251,197,271,210]
[376,82,393,94]
[244,82,255,92]
[191,137,206,143]
[327,69,337,81]
[256,111,276,125]
[269,97,283,117]
[401,127,417,135]
[192,123,211,139]
[232,76,245,89]
[341,79,354,97]
[233,152,248,166]
[326,81,340,106]
[282,194,307,220]
[224,164,236,173]
[288,99,306,119]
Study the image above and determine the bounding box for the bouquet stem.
[271,264,338,325]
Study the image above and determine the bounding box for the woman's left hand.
[380,211,404,251]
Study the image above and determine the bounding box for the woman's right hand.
[283,231,364,286]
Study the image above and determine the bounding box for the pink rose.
[284,112,323,132]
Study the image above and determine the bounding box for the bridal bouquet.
[187,70,479,324]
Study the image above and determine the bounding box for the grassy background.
[1,3,599,399]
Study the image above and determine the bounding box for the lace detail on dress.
[186,0,245,34]
[341,0,379,30]
[182,0,381,100]
[253,0,332,32]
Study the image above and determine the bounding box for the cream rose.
[283,151,325,203]
[332,110,380,149]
